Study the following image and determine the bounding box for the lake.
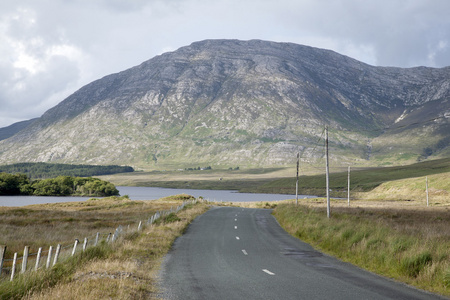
[0,186,316,207]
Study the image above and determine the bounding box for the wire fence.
[0,199,198,282]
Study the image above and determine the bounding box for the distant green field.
[107,157,450,197]
[0,162,134,179]
[250,157,450,196]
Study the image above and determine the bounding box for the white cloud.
[0,0,449,127]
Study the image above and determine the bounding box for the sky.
[1,0,450,128]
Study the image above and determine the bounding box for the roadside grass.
[272,201,450,297]
[0,243,112,300]
[0,195,194,257]
[0,194,207,299]
[23,202,209,300]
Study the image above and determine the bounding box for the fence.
[0,199,197,282]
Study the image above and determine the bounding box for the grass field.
[0,195,209,299]
[1,157,449,298]
[271,198,450,297]
[100,157,450,199]
[251,157,450,196]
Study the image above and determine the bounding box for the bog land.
[1,158,449,298]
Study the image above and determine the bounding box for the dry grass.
[358,172,450,204]
[98,168,297,188]
[270,198,450,297]
[23,203,209,300]
[0,195,193,257]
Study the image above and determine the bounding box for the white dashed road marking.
[242,249,248,255]
[262,269,275,275]
[236,236,240,240]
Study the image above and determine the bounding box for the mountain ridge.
[0,39,448,168]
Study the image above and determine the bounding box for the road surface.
[158,207,444,300]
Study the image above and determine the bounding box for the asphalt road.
[158,207,445,300]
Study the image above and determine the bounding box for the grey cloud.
[0,0,449,127]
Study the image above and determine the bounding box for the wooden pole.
[10,252,17,281]
[35,247,42,271]
[95,232,100,246]
[21,246,29,273]
[0,245,6,277]
[325,127,330,218]
[53,244,61,266]
[72,239,79,256]
[348,166,351,207]
[296,152,299,206]
[83,237,88,251]
[46,246,53,269]
[426,176,429,207]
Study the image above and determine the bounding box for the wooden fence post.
[72,239,79,256]
[21,246,29,273]
[46,246,53,269]
[138,221,142,231]
[83,238,88,251]
[0,245,6,277]
[35,247,42,271]
[95,232,100,246]
[10,252,17,281]
[53,244,61,266]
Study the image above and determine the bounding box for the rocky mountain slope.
[0,118,38,141]
[0,39,449,168]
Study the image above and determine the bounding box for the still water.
[0,186,315,207]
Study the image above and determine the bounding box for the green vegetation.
[0,243,112,300]
[0,196,208,299]
[250,157,450,196]
[273,203,450,297]
[0,162,134,179]
[101,158,450,198]
[0,173,119,196]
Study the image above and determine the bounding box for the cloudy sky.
[1,0,449,128]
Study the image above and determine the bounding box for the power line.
[294,113,449,172]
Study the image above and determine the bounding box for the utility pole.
[296,152,299,206]
[348,166,351,207]
[325,127,330,218]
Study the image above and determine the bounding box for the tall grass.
[273,203,450,297]
[0,194,206,299]
[0,195,192,257]
[0,243,112,299]
[23,202,209,299]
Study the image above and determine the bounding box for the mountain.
[0,39,449,168]
[0,118,38,141]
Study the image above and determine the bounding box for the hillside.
[0,118,37,141]
[0,39,448,168]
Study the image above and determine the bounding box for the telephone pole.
[348,166,351,207]
[325,127,330,218]
[296,152,299,206]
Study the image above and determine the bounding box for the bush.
[0,173,119,196]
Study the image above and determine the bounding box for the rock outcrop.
[0,39,449,168]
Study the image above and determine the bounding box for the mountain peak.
[0,39,448,167]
